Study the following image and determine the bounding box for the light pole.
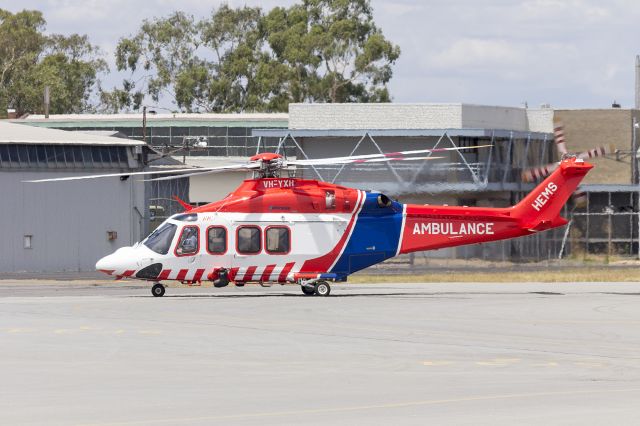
[142,106,147,143]
[633,117,638,184]
[141,105,175,150]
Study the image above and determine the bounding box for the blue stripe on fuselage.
[330,192,404,275]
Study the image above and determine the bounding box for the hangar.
[0,121,147,272]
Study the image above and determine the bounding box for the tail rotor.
[521,122,613,207]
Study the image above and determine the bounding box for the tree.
[0,9,107,117]
[110,11,200,112]
[110,6,277,113]
[264,0,400,104]
[107,0,400,112]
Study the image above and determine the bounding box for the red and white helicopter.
[28,146,593,297]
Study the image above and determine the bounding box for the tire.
[314,281,331,297]
[301,285,315,296]
[151,283,165,297]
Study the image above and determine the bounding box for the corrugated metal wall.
[0,171,145,272]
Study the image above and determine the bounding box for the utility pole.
[634,116,640,260]
[44,86,50,118]
[633,117,638,184]
[636,56,640,109]
[142,106,147,144]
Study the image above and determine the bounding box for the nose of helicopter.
[95,254,115,274]
[95,247,137,276]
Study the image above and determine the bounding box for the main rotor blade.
[317,155,445,165]
[22,163,256,183]
[148,156,446,181]
[145,166,258,181]
[286,144,492,166]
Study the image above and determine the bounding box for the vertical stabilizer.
[512,158,592,230]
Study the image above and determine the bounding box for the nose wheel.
[151,283,165,297]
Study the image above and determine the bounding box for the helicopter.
[27,147,593,297]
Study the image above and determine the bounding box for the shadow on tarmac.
[126,291,624,299]
[126,290,640,299]
[128,292,463,299]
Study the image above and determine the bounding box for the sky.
[3,0,640,110]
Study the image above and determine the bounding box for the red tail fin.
[512,158,592,231]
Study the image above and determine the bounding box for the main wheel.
[314,281,331,297]
[151,283,165,297]
[301,285,315,296]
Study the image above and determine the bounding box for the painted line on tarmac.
[78,387,640,426]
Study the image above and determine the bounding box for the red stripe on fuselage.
[122,270,136,277]
[261,264,276,282]
[229,267,239,281]
[242,266,257,282]
[176,269,188,281]
[192,268,205,282]
[278,262,295,282]
[157,269,171,280]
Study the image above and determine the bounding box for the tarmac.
[1,280,640,425]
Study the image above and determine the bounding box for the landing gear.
[299,279,331,296]
[213,269,230,288]
[314,281,331,297]
[301,285,315,296]
[151,283,165,297]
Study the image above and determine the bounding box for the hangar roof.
[0,120,144,146]
[252,128,551,139]
[12,113,289,128]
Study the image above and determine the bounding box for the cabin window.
[207,226,227,254]
[143,223,177,255]
[265,227,290,254]
[176,226,199,256]
[237,226,261,254]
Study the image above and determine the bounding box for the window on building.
[0,145,9,166]
[265,227,290,254]
[7,145,19,166]
[0,144,132,169]
[237,226,261,254]
[143,223,177,255]
[176,226,199,255]
[207,226,227,254]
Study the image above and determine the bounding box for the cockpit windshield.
[143,223,177,255]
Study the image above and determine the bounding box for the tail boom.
[398,158,592,254]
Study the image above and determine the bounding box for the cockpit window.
[176,226,199,256]
[143,223,177,255]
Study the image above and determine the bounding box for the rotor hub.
[250,153,285,178]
